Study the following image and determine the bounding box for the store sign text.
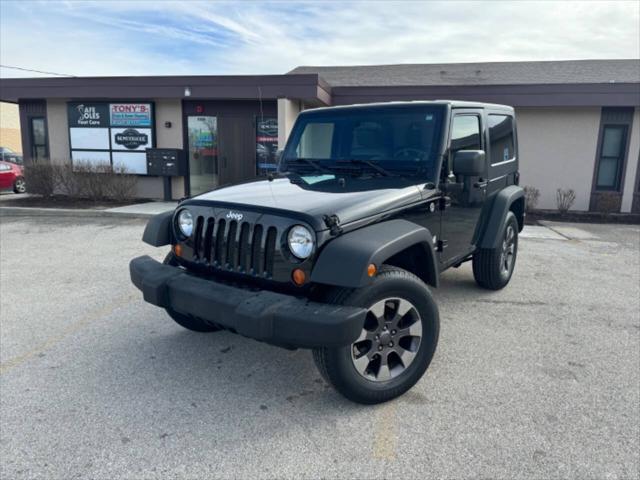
[110,103,152,127]
[115,129,149,149]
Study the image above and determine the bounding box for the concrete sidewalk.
[0,201,177,219]
[104,202,177,216]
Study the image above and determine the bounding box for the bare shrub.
[523,186,540,213]
[71,161,113,200]
[556,188,576,214]
[21,161,137,201]
[52,163,80,197]
[24,164,56,197]
[61,161,137,201]
[106,164,137,201]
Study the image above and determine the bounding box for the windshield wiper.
[285,158,333,174]
[335,159,396,177]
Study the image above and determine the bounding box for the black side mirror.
[453,150,486,176]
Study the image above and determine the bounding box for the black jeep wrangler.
[130,101,524,404]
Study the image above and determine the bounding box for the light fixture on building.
[184,86,192,97]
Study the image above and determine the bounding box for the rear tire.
[162,252,220,332]
[472,211,518,290]
[13,176,26,194]
[312,265,439,404]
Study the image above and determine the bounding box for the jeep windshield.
[281,104,446,182]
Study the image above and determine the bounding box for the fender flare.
[479,185,524,249]
[142,210,174,247]
[310,219,439,288]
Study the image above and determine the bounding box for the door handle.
[473,180,488,188]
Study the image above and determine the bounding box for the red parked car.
[0,161,26,193]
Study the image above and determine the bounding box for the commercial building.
[1,59,639,212]
[0,101,22,154]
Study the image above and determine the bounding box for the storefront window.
[256,117,278,175]
[67,102,154,174]
[188,116,218,195]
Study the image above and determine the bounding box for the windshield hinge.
[323,214,343,236]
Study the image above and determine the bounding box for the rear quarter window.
[488,115,515,164]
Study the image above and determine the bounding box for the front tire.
[162,253,220,332]
[313,265,439,404]
[472,211,519,290]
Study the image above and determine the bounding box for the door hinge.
[436,239,448,252]
[323,214,343,236]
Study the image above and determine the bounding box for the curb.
[0,206,161,219]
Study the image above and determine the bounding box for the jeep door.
[439,110,488,266]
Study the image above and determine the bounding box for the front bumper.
[129,256,366,349]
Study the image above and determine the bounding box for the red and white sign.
[109,103,152,127]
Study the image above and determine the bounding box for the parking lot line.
[372,400,398,460]
[0,294,136,375]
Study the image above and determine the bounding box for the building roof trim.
[288,59,640,87]
[0,74,332,105]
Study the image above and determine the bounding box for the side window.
[595,125,628,191]
[450,115,481,153]
[30,117,48,162]
[296,122,334,159]
[488,115,515,164]
[448,115,481,175]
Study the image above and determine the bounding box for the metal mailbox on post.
[145,148,187,200]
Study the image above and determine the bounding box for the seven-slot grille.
[190,216,278,277]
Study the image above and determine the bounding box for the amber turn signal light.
[173,244,183,257]
[292,268,306,286]
[367,264,377,277]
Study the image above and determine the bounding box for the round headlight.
[177,209,194,237]
[288,225,314,259]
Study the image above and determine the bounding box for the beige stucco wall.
[150,99,184,199]
[0,101,21,153]
[134,98,184,199]
[516,107,601,211]
[46,99,71,165]
[620,109,640,213]
[277,98,301,148]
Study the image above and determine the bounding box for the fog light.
[292,268,306,286]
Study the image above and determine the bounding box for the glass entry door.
[187,116,218,196]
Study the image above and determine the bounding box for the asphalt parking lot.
[1,214,638,479]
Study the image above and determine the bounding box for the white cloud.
[1,0,638,78]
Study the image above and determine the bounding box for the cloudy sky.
[0,0,638,78]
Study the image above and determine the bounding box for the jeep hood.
[187,176,424,231]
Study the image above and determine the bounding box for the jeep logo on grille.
[225,211,244,221]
